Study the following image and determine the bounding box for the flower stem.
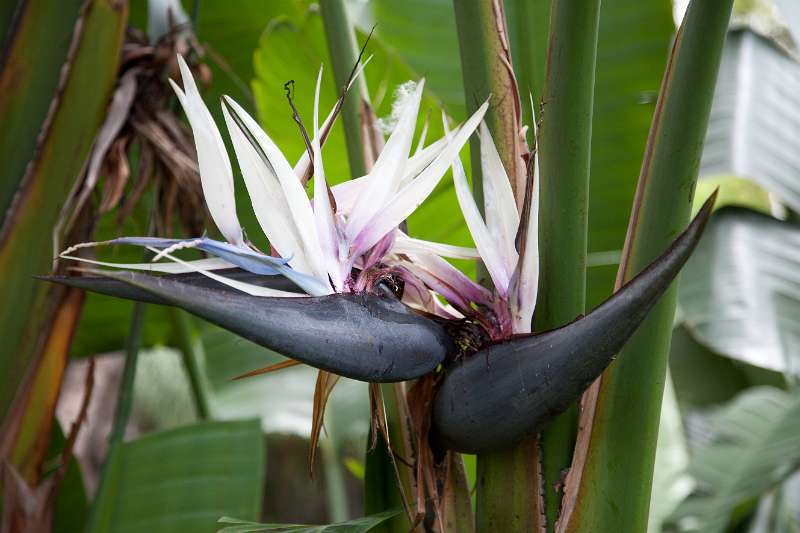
[534,1,601,528]
[452,1,545,531]
[319,0,369,179]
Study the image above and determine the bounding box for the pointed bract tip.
[433,200,715,453]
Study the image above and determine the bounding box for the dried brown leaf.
[231,359,301,381]
[308,370,340,477]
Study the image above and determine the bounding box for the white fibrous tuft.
[377,81,420,135]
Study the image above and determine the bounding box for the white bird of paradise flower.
[61,55,498,304]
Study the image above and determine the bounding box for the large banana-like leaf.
[558,2,734,531]
[87,420,264,533]
[0,0,84,214]
[364,0,464,117]
[699,30,800,212]
[0,0,127,487]
[679,207,800,375]
[667,387,800,533]
[774,0,800,42]
[647,373,692,533]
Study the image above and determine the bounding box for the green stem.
[321,430,349,522]
[534,1,600,529]
[86,300,146,529]
[453,0,525,212]
[108,301,146,446]
[452,1,546,531]
[504,0,550,136]
[319,0,368,179]
[363,389,413,533]
[559,2,734,531]
[170,309,210,420]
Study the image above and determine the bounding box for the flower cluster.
[63,55,540,342]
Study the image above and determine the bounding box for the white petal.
[480,122,519,275]
[391,233,480,260]
[331,176,367,214]
[451,148,511,295]
[146,247,303,298]
[222,96,329,285]
[398,133,449,188]
[60,254,234,274]
[331,135,449,214]
[414,113,429,155]
[222,104,311,274]
[351,101,489,256]
[172,56,243,246]
[312,66,345,291]
[511,149,540,334]
[345,80,425,242]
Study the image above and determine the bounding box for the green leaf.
[216,508,401,533]
[668,387,800,533]
[699,30,800,213]
[0,0,126,423]
[586,0,677,303]
[679,208,800,375]
[647,373,692,533]
[560,1,735,531]
[364,0,464,118]
[0,0,84,215]
[50,421,88,533]
[195,0,308,111]
[669,326,754,409]
[87,420,264,533]
[533,1,601,526]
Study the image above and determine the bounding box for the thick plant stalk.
[504,0,549,137]
[0,0,126,500]
[556,1,734,531]
[319,0,370,179]
[0,0,126,424]
[451,2,541,531]
[534,1,601,528]
[453,0,527,212]
[170,309,210,419]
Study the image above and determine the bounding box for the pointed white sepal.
[222,103,311,274]
[311,66,346,291]
[171,55,244,247]
[352,101,490,256]
[346,79,425,242]
[479,122,519,277]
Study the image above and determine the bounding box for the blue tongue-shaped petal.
[103,236,330,296]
